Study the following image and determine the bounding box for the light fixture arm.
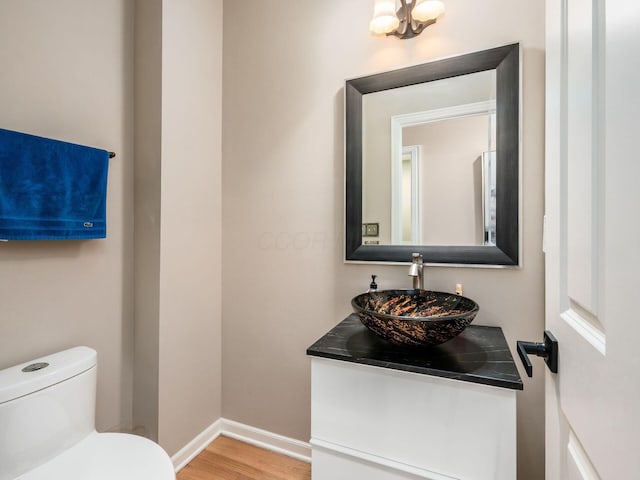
[389,0,437,39]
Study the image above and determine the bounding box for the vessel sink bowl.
[351,290,479,346]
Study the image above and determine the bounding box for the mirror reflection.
[361,70,497,247]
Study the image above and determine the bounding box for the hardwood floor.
[176,435,311,480]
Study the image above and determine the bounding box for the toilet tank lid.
[0,347,97,404]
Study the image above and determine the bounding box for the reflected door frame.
[389,100,496,246]
[391,145,421,244]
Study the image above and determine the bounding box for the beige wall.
[133,0,163,442]
[222,2,545,480]
[133,0,224,456]
[0,0,222,458]
[158,0,223,456]
[0,0,135,433]
[403,116,488,245]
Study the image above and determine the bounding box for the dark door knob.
[516,331,558,377]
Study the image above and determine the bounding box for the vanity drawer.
[310,357,516,480]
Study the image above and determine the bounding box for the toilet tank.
[0,347,97,480]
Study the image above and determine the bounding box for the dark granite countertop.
[307,314,523,390]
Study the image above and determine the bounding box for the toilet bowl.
[0,347,175,480]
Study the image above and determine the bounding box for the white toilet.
[0,346,175,480]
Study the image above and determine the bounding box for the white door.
[545,0,640,478]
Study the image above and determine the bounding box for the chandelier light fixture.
[369,0,445,39]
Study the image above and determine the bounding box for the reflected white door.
[545,0,640,478]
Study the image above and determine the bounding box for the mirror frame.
[345,43,520,265]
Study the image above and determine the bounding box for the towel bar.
[108,152,116,158]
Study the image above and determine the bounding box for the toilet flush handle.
[21,362,49,372]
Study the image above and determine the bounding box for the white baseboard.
[220,418,312,463]
[171,418,222,471]
[171,417,311,472]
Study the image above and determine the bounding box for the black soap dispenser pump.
[368,274,378,293]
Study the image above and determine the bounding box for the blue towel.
[0,129,109,240]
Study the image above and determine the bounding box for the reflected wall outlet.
[362,223,379,237]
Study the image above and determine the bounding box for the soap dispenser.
[368,274,378,293]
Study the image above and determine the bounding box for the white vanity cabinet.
[307,316,522,480]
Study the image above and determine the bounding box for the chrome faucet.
[408,253,424,290]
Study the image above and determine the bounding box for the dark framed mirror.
[345,43,520,265]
